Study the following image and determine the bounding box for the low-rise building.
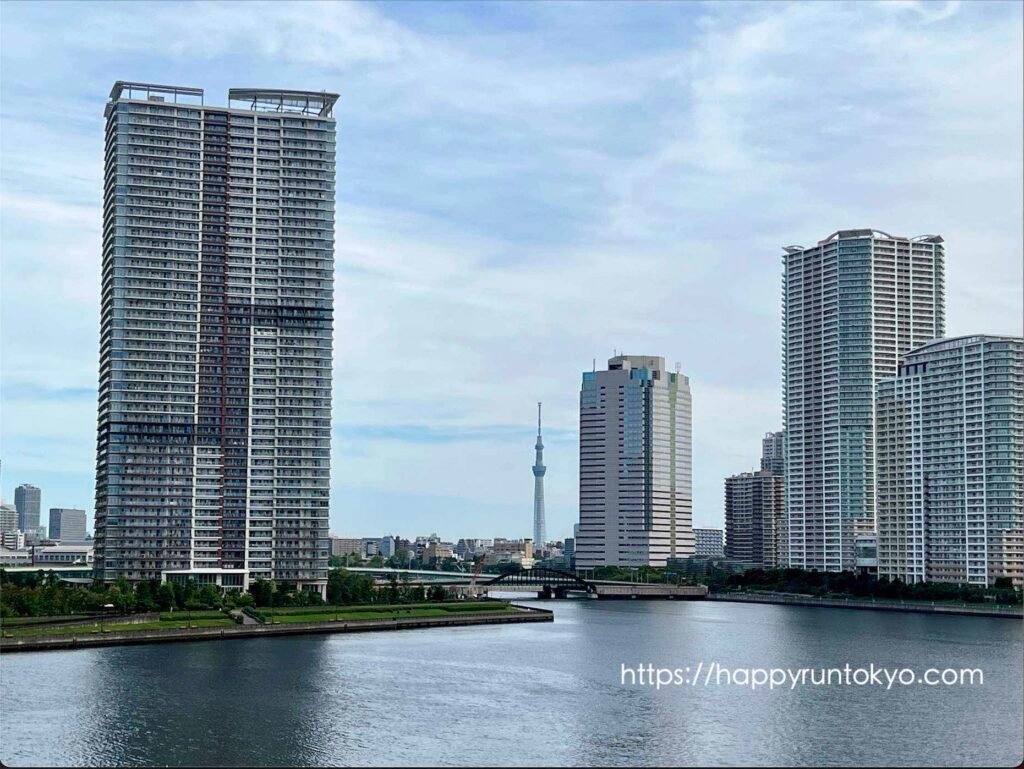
[422,541,455,565]
[31,544,94,565]
[1,530,26,550]
[0,548,30,567]
[329,537,363,559]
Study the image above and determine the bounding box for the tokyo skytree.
[532,402,547,557]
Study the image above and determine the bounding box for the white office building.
[576,355,693,567]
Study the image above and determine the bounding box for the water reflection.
[2,601,1021,767]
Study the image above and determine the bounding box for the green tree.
[156,583,176,612]
[198,583,221,608]
[427,585,448,602]
[249,578,274,607]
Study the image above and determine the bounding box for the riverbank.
[708,591,1023,618]
[0,603,553,653]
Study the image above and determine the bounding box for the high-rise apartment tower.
[93,83,336,594]
[783,230,944,572]
[876,335,1023,586]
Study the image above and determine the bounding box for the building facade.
[693,527,725,558]
[49,508,88,543]
[724,472,785,566]
[1,530,26,551]
[14,484,40,535]
[0,502,18,534]
[93,83,336,594]
[783,229,945,572]
[761,431,784,476]
[876,335,1023,586]
[576,355,693,567]
[330,537,362,559]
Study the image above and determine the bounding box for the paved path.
[230,609,260,625]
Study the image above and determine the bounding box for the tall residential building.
[14,484,40,533]
[576,355,693,567]
[693,527,725,558]
[49,508,88,543]
[724,471,785,566]
[93,83,336,594]
[532,402,547,558]
[876,335,1023,587]
[783,229,945,572]
[761,431,784,475]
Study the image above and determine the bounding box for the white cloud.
[0,0,1020,538]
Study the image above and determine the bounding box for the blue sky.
[1,0,1021,541]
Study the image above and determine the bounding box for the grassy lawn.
[158,610,227,621]
[3,617,236,638]
[0,615,105,627]
[2,603,520,637]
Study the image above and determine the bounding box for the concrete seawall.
[0,606,554,654]
[708,592,1023,619]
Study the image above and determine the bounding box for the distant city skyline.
[1,1,1021,542]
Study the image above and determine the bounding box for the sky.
[0,0,1021,542]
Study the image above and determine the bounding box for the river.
[1,599,1021,766]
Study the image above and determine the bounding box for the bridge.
[346,566,706,600]
[480,568,707,600]
[483,567,597,598]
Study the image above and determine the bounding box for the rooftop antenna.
[592,358,596,372]
[675,361,681,374]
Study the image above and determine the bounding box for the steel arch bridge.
[483,567,596,596]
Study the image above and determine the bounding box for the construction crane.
[468,553,487,597]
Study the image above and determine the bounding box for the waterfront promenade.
[708,591,1023,619]
[0,604,553,653]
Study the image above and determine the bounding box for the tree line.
[723,567,1022,605]
[1,568,453,618]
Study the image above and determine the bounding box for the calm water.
[1,600,1021,767]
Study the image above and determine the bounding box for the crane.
[468,553,487,597]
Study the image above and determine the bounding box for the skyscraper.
[49,508,88,544]
[93,83,336,595]
[532,402,547,558]
[783,229,945,572]
[724,471,785,566]
[14,484,40,534]
[761,431,784,476]
[876,335,1023,586]
[576,355,693,567]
